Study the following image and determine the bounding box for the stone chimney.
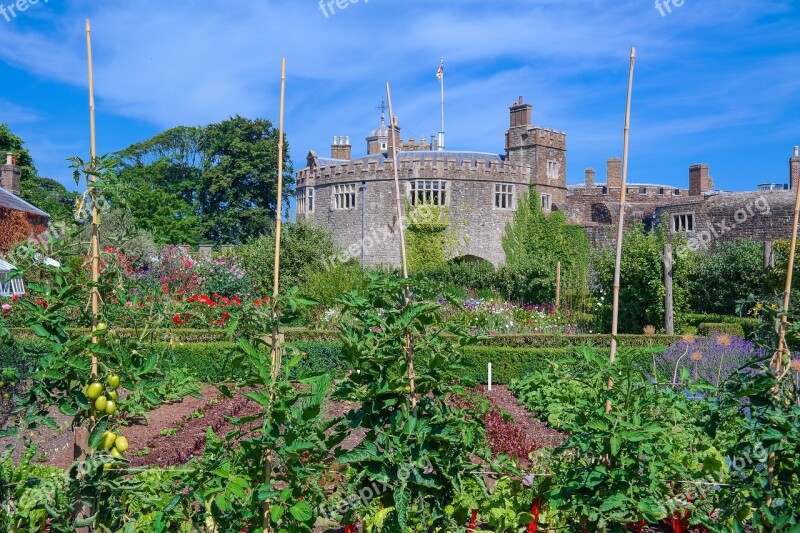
[0,152,21,196]
[791,146,800,190]
[606,158,621,189]
[689,164,713,196]
[330,135,352,160]
[509,96,532,128]
[585,168,595,188]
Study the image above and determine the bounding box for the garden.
[1,184,799,532]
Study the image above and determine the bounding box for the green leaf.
[270,504,284,523]
[89,418,109,449]
[288,500,313,522]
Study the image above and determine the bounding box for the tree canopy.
[111,116,293,245]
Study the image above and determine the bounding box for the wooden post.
[767,138,800,506]
[263,59,287,533]
[664,243,674,335]
[555,261,561,311]
[763,240,774,271]
[385,82,417,410]
[607,47,636,414]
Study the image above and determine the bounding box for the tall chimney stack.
[585,168,595,188]
[689,164,713,196]
[0,152,21,196]
[791,146,800,190]
[509,96,532,128]
[606,158,621,189]
[330,135,352,160]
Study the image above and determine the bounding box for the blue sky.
[1,0,799,196]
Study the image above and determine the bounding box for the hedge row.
[683,314,760,338]
[1,338,658,385]
[697,323,746,338]
[7,327,681,348]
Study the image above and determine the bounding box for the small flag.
[436,59,444,80]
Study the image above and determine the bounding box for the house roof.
[0,187,50,218]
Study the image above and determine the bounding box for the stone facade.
[296,97,800,266]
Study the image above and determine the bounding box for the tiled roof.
[0,187,49,218]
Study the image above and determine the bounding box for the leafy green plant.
[331,273,491,531]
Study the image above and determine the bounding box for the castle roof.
[0,187,49,218]
[310,151,506,171]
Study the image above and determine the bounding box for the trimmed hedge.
[683,314,759,338]
[6,327,679,348]
[697,323,745,338]
[1,338,661,386]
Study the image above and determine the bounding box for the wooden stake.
[76,18,99,533]
[263,59,286,533]
[664,243,674,335]
[607,47,636,414]
[385,82,409,280]
[555,261,561,311]
[270,58,287,380]
[767,143,800,506]
[385,82,417,409]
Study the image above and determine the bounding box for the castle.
[296,97,799,266]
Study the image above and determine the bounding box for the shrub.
[697,322,745,338]
[688,240,765,315]
[683,313,760,338]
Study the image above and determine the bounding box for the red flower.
[172,314,182,326]
[232,297,241,306]
[11,295,18,302]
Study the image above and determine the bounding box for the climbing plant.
[405,202,467,272]
[499,186,589,303]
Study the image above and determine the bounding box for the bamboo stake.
[766,145,800,506]
[607,47,636,414]
[263,58,287,533]
[385,82,417,409]
[555,261,561,311]
[74,18,99,533]
[271,58,287,380]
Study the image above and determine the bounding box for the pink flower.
[1,304,11,313]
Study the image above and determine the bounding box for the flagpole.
[439,57,445,151]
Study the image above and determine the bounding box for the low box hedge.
[1,337,660,386]
[683,314,759,338]
[697,322,746,338]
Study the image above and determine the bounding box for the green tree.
[499,186,589,303]
[688,239,765,315]
[198,116,293,244]
[0,124,77,221]
[111,117,292,245]
[593,223,693,333]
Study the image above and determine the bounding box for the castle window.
[639,187,647,195]
[658,188,665,195]
[333,184,357,210]
[494,183,514,209]
[541,193,552,213]
[297,187,314,215]
[673,189,681,196]
[409,180,447,206]
[381,142,387,150]
[547,160,560,180]
[672,213,694,233]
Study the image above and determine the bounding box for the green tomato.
[87,382,103,400]
[105,401,117,415]
[94,396,108,412]
[108,390,118,401]
[100,431,116,450]
[107,375,120,389]
[114,436,129,453]
[110,448,123,459]
[96,323,108,332]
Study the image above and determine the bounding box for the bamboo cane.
[74,18,99,533]
[766,143,800,506]
[263,58,287,533]
[607,47,636,414]
[385,82,417,409]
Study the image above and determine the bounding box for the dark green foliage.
[765,239,800,292]
[411,257,497,293]
[688,240,766,315]
[593,223,693,334]
[501,186,589,303]
[697,322,746,338]
[111,117,293,245]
